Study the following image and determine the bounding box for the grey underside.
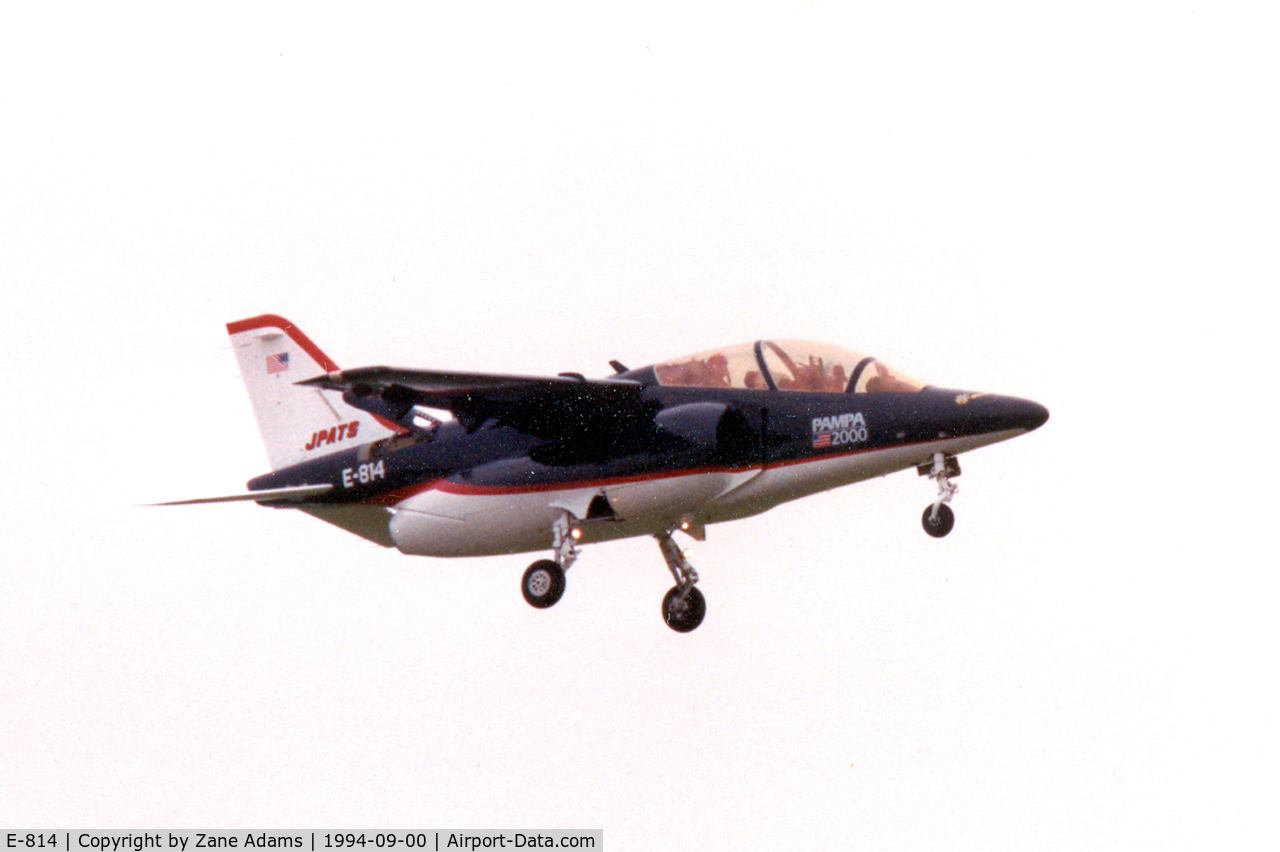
[297,504,395,547]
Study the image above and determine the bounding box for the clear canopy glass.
[653,340,923,394]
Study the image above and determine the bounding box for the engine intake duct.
[654,402,755,464]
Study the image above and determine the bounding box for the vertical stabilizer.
[227,314,400,470]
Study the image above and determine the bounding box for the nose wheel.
[922,503,955,538]
[919,452,960,538]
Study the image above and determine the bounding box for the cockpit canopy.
[653,339,924,394]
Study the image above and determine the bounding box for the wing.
[296,367,648,438]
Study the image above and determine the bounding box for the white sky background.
[2,1,1276,847]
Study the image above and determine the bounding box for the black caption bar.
[3,833,601,852]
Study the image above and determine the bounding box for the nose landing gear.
[922,502,955,538]
[919,452,960,538]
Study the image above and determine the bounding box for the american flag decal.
[265,352,290,374]
[812,431,832,449]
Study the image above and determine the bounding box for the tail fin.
[227,314,401,470]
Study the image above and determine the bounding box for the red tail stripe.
[226,314,340,372]
[226,313,407,435]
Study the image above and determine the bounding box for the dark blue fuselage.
[250,385,1048,510]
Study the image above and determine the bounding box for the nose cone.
[979,393,1049,433]
[1021,398,1050,431]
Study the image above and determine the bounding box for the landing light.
[570,528,582,540]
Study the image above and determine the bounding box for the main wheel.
[662,586,706,633]
[522,559,565,608]
[922,503,955,538]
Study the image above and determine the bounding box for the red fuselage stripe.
[359,437,932,507]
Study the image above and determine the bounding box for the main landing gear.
[521,560,565,608]
[919,452,960,538]
[520,512,578,608]
[656,531,706,633]
[520,511,707,632]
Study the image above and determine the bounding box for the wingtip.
[295,369,344,387]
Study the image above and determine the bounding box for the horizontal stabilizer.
[151,483,334,506]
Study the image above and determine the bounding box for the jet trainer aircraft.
[162,314,1048,632]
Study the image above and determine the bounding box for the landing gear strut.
[920,452,959,538]
[656,531,706,632]
[521,512,709,632]
[521,511,579,608]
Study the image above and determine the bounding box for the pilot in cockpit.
[864,360,918,393]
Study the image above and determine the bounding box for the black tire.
[922,503,955,538]
[662,585,707,633]
[522,559,565,608]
